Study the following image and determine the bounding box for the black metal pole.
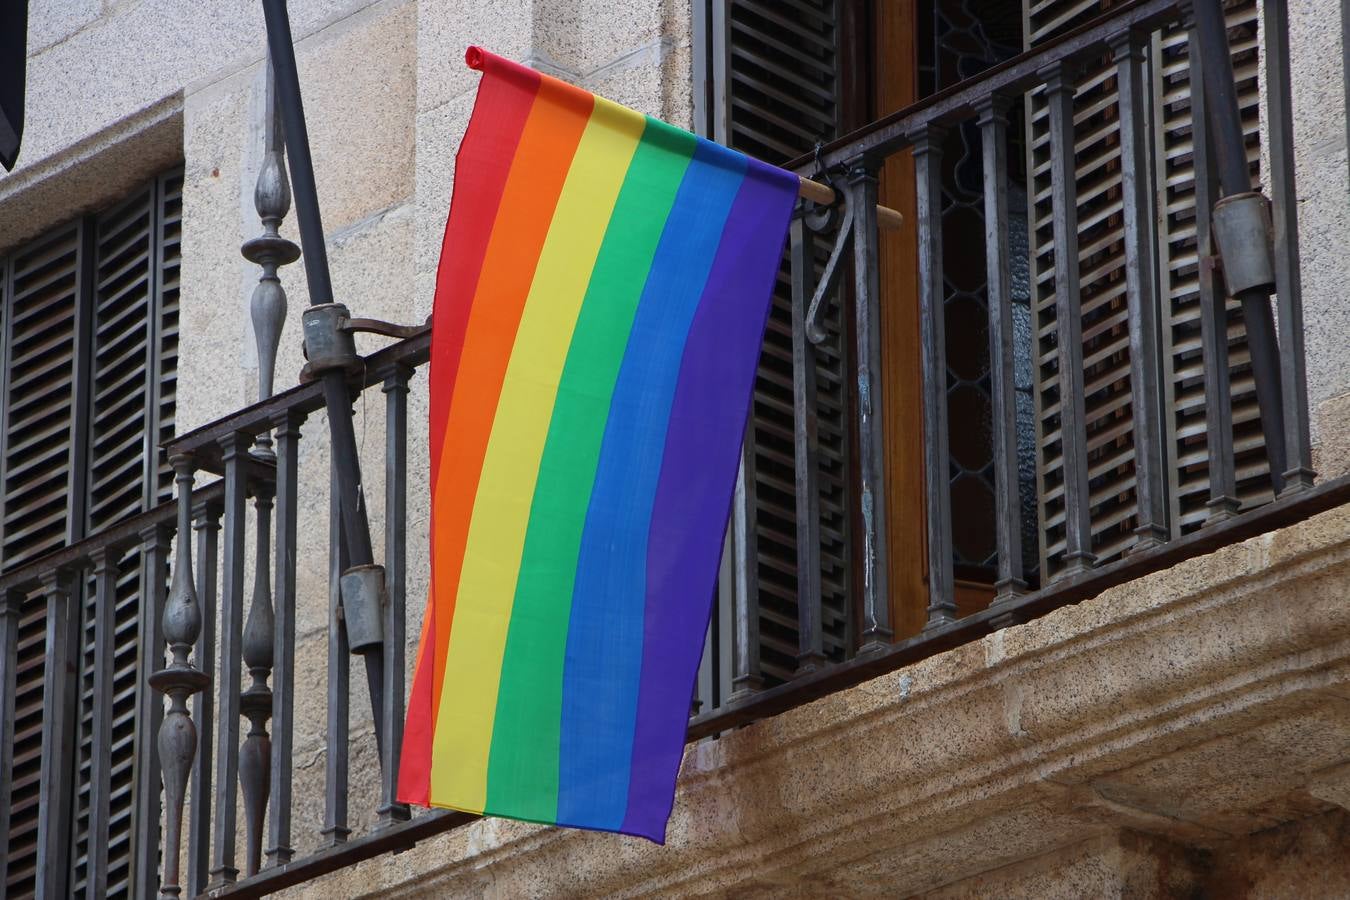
[1193,0,1287,494]
[260,0,385,748]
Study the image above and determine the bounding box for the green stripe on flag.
[484,119,698,822]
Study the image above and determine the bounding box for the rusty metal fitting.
[339,563,386,654]
[1212,191,1276,296]
[301,302,361,378]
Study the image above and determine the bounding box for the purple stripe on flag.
[620,158,798,842]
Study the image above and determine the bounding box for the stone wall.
[269,502,1350,897]
[1284,0,1350,479]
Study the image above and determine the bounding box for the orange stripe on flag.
[429,77,596,729]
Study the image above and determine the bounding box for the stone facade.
[2,0,1349,897]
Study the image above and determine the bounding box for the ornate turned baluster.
[188,498,221,897]
[244,53,299,462]
[239,49,298,876]
[151,456,210,900]
[239,483,275,877]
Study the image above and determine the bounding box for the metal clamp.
[301,302,361,378]
[301,306,428,382]
[1212,191,1276,296]
[341,317,428,340]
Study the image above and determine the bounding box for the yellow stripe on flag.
[431,97,647,811]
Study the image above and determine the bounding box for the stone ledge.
[277,502,1350,898]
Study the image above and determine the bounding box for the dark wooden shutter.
[0,221,87,899]
[713,0,854,686]
[1023,0,1265,578]
[1,168,181,900]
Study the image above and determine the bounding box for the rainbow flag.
[398,47,797,842]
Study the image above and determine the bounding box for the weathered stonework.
[267,503,1350,897]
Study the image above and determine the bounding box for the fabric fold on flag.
[399,45,798,843]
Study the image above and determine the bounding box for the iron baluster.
[914,123,957,626]
[188,496,221,896]
[728,456,763,700]
[1043,61,1096,577]
[790,216,827,673]
[323,456,352,846]
[86,546,120,898]
[267,410,304,864]
[239,483,276,877]
[1111,31,1170,550]
[976,94,1028,612]
[379,366,413,826]
[152,457,211,899]
[133,523,171,899]
[209,434,251,888]
[848,165,893,649]
[244,53,300,463]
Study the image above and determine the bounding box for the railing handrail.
[0,481,225,595]
[784,0,1181,175]
[162,327,431,470]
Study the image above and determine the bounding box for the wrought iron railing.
[6,1,1350,897]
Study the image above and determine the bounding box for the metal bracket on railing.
[341,316,427,340]
[804,177,854,345]
[300,306,429,383]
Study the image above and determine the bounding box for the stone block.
[927,831,1202,899]
[294,0,417,234]
[580,39,691,125]
[1313,390,1350,480]
[416,0,533,114]
[178,82,256,434]
[26,0,103,55]
[413,91,476,321]
[533,0,667,77]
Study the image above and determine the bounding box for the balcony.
[2,0,1350,896]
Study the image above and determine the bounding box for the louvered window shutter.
[1023,0,1265,579]
[703,0,854,692]
[0,222,88,898]
[1,168,181,900]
